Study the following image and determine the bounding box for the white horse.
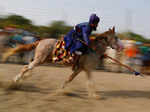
[2,27,123,97]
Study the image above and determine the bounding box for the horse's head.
[95,26,124,52]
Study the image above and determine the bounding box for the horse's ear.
[112,26,115,33]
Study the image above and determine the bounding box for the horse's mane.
[95,27,115,39]
[95,30,112,38]
[90,28,116,48]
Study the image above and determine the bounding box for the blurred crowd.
[0,28,40,63]
[105,40,150,75]
[0,28,40,48]
[124,40,150,74]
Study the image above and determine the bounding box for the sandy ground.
[0,63,150,112]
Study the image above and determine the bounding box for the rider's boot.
[72,51,82,71]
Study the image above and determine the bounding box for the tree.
[0,14,32,28]
[6,15,32,25]
[121,32,150,43]
[117,31,150,43]
[0,15,73,38]
[48,21,73,38]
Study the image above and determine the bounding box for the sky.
[0,0,150,38]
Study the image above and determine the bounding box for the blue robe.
[64,22,92,54]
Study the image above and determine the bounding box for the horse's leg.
[85,70,98,98]
[61,68,82,89]
[13,58,40,83]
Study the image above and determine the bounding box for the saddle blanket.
[52,40,73,64]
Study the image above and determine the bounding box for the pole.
[105,54,143,77]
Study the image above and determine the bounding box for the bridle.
[96,34,117,50]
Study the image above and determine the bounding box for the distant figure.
[22,36,38,44]
[141,47,150,74]
[124,45,138,70]
[8,33,24,47]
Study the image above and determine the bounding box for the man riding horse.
[64,13,100,70]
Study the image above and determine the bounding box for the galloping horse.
[2,27,123,97]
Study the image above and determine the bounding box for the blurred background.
[0,0,150,74]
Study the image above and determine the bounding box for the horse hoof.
[13,76,22,84]
[60,82,68,89]
[52,88,67,96]
[7,81,21,89]
[61,84,65,89]
[88,93,100,99]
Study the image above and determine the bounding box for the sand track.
[0,63,150,112]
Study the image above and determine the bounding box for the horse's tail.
[2,40,40,62]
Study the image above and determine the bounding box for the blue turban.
[89,13,100,24]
